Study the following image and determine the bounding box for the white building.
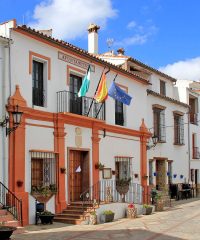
[0,19,192,226]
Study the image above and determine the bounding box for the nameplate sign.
[58,51,95,72]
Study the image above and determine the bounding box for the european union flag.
[108,82,132,105]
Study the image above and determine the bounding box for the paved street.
[12,199,200,240]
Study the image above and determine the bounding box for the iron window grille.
[30,151,58,195]
[115,156,132,180]
[174,114,184,145]
[153,108,166,142]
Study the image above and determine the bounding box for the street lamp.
[0,105,23,136]
[146,135,158,150]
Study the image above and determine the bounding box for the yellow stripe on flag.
[94,73,108,103]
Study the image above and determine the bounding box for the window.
[192,133,200,159]
[69,74,82,115]
[174,114,184,145]
[153,108,166,142]
[32,60,45,107]
[115,100,124,126]
[115,157,132,180]
[189,96,198,125]
[31,151,58,194]
[160,80,166,96]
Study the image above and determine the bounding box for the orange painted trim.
[26,122,54,129]
[29,51,51,80]
[29,149,58,153]
[66,65,86,85]
[116,83,128,93]
[114,156,133,158]
[14,28,149,86]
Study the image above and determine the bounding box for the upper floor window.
[115,100,124,126]
[153,107,166,142]
[160,80,166,96]
[174,114,184,145]
[189,95,198,125]
[32,60,45,107]
[192,133,200,159]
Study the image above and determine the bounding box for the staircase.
[54,202,94,225]
[0,182,23,227]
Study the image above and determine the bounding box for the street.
[12,199,200,240]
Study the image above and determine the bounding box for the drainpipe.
[187,108,191,183]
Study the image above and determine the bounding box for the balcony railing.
[193,147,200,159]
[190,113,198,125]
[57,91,105,120]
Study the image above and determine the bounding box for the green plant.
[90,211,97,216]
[60,167,66,174]
[40,210,54,216]
[116,177,131,187]
[95,163,105,170]
[103,210,114,215]
[31,184,57,196]
[143,204,151,208]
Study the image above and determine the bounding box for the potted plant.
[0,225,16,240]
[39,210,54,224]
[101,210,115,223]
[143,204,153,215]
[16,180,23,187]
[127,203,137,218]
[89,211,97,225]
[116,177,131,202]
[95,163,105,170]
[60,167,66,174]
[112,170,116,175]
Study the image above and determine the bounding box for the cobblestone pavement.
[12,199,200,240]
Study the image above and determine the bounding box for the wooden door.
[69,150,89,202]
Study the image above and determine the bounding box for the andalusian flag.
[78,66,91,97]
[94,72,108,102]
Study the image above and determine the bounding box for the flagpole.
[86,66,108,117]
[95,73,118,119]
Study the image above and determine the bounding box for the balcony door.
[69,74,82,115]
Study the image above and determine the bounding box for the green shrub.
[103,210,114,215]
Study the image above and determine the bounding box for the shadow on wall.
[13,225,185,240]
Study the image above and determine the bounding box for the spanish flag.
[94,72,108,102]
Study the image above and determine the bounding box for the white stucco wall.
[147,94,189,184]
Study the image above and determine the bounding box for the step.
[69,202,94,207]
[55,213,84,220]
[66,205,91,211]
[54,217,83,225]
[0,209,8,215]
[0,214,15,222]
[0,220,19,227]
[63,209,85,214]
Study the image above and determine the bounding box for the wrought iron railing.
[57,91,105,120]
[0,181,23,225]
[190,113,198,125]
[80,180,143,213]
[193,147,200,159]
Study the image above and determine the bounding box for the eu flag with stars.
[108,82,132,105]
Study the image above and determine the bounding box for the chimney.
[88,23,100,54]
[117,48,125,56]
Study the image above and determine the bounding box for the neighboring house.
[99,47,190,191]
[0,20,151,225]
[176,80,200,194]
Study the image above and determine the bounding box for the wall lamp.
[0,105,23,136]
[146,135,158,150]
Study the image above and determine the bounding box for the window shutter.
[180,116,184,144]
[160,110,166,142]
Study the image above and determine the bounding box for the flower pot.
[101,213,115,223]
[143,206,153,215]
[39,214,54,224]
[17,180,23,187]
[89,214,97,225]
[127,207,137,218]
[60,168,66,174]
[0,226,17,240]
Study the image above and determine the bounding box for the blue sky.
[1,0,200,80]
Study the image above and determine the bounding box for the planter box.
[39,214,54,224]
[101,213,115,223]
[155,201,164,211]
[143,207,153,215]
[0,226,16,240]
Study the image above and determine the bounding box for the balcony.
[57,91,105,120]
[190,113,198,125]
[193,147,200,159]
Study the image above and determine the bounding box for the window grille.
[174,114,184,145]
[30,151,58,194]
[115,156,132,180]
[153,108,166,142]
